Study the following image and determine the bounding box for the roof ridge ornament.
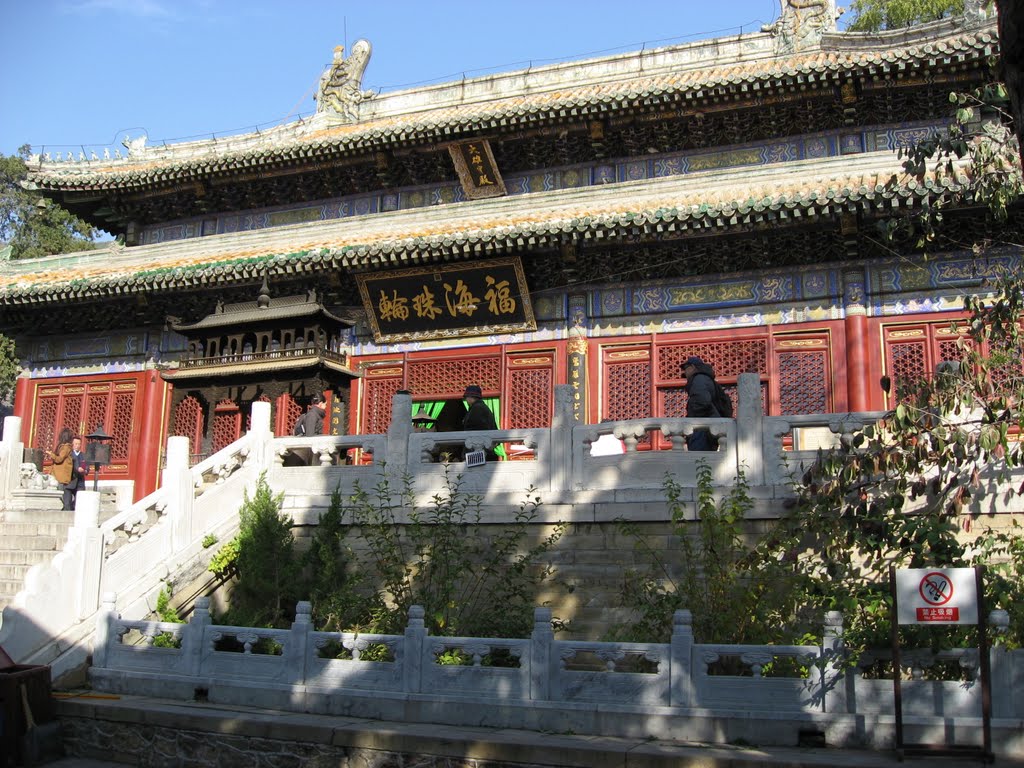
[257,274,271,308]
[762,0,840,55]
[315,39,375,123]
[122,134,148,157]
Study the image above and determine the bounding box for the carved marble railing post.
[735,372,764,485]
[669,609,696,707]
[288,601,313,686]
[388,391,413,476]
[92,592,118,669]
[403,604,426,694]
[248,401,273,474]
[988,609,1018,718]
[550,385,573,497]
[530,607,553,701]
[164,436,194,553]
[0,416,23,505]
[186,597,212,677]
[70,490,104,620]
[822,611,847,714]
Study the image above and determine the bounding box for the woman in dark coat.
[47,428,75,508]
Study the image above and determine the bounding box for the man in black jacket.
[293,393,326,436]
[682,356,719,451]
[462,384,498,460]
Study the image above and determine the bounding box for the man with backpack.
[682,356,731,451]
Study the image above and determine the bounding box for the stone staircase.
[0,507,75,611]
[0,496,121,613]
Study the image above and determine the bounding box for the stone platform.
[53,692,1024,768]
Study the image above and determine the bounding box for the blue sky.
[0,0,786,158]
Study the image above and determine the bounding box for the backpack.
[712,381,734,418]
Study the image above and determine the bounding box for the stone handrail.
[89,599,1024,753]
[3,379,1022,677]
[0,402,274,673]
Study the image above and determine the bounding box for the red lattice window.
[275,394,302,437]
[85,390,108,440]
[34,396,59,453]
[110,392,136,462]
[777,350,829,416]
[658,339,768,381]
[889,340,927,397]
[988,334,1024,395]
[172,396,205,458]
[211,400,241,453]
[605,359,652,420]
[363,375,403,434]
[506,366,553,428]
[407,356,501,398]
[62,394,84,435]
[662,387,687,418]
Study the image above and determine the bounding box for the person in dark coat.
[49,430,88,510]
[682,356,719,451]
[462,384,498,460]
[293,393,326,436]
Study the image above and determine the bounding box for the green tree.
[0,333,17,403]
[613,464,800,647]
[338,468,564,638]
[224,474,301,628]
[0,146,99,260]
[845,0,966,31]
[761,273,1024,652]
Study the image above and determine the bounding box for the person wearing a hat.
[411,408,436,432]
[462,384,499,459]
[293,392,327,436]
[682,356,718,451]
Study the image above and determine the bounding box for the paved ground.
[44,692,1024,767]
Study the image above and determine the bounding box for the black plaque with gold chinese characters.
[356,257,535,343]
[447,140,507,200]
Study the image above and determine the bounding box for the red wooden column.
[14,375,32,441]
[843,270,871,412]
[135,368,170,500]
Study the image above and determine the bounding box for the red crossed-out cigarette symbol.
[919,572,953,606]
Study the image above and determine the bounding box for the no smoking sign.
[895,568,978,625]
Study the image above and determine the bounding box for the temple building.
[2,0,1018,501]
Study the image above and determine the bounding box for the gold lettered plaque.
[447,139,507,200]
[356,257,535,343]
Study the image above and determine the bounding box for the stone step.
[0,578,28,598]
[0,534,59,551]
[0,562,36,581]
[0,549,59,566]
[2,508,77,524]
[0,521,74,537]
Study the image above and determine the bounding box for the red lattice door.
[32,377,141,480]
[361,367,404,434]
[773,335,833,416]
[172,396,205,461]
[505,352,554,429]
[883,320,971,406]
[211,399,242,454]
[275,394,301,437]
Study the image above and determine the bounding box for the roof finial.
[257,274,271,308]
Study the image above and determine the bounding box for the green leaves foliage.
[1,147,99,260]
[0,333,18,403]
[612,463,801,647]
[773,274,1024,651]
[334,467,565,638]
[845,0,966,32]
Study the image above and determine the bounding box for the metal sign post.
[890,565,992,762]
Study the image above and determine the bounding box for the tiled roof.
[25,24,997,192]
[1,151,974,304]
